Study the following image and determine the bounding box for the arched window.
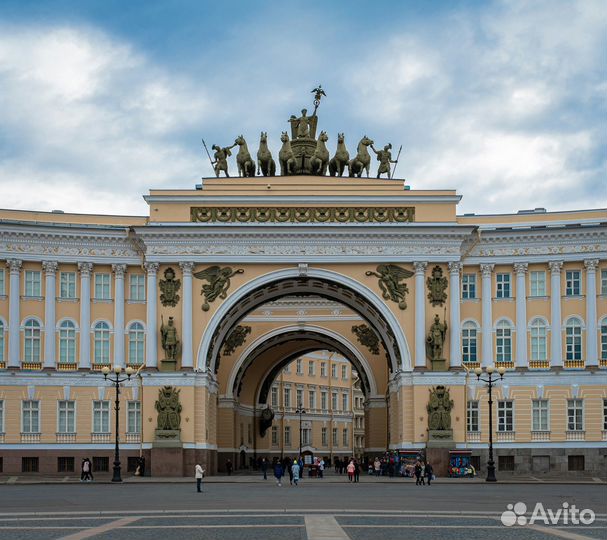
[496,320,512,363]
[59,320,76,364]
[565,317,583,361]
[24,319,41,363]
[600,317,607,362]
[0,320,5,363]
[529,318,547,362]
[128,322,145,365]
[93,321,111,365]
[462,321,478,364]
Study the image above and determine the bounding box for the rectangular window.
[127,401,141,433]
[567,399,583,431]
[308,360,315,376]
[530,271,546,297]
[296,359,303,375]
[24,270,41,297]
[271,387,278,408]
[342,428,348,447]
[332,427,338,446]
[283,388,291,409]
[320,362,327,377]
[93,456,109,472]
[342,393,348,411]
[341,365,347,379]
[22,400,40,433]
[498,455,515,471]
[332,392,338,410]
[467,400,479,432]
[284,426,291,446]
[568,455,585,471]
[497,400,514,432]
[462,273,476,299]
[565,270,581,296]
[331,363,337,378]
[94,273,111,300]
[296,389,303,408]
[496,273,511,298]
[283,363,290,374]
[59,272,77,299]
[271,426,278,446]
[22,457,39,473]
[302,428,311,446]
[309,390,316,410]
[321,427,328,446]
[532,399,549,432]
[93,400,110,433]
[58,457,75,473]
[601,269,607,295]
[0,269,5,295]
[321,391,328,410]
[129,274,145,301]
[58,400,75,433]
[530,322,547,361]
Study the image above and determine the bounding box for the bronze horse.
[349,135,374,178]
[257,132,276,177]
[235,135,256,177]
[329,133,349,177]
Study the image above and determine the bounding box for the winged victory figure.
[365,264,414,310]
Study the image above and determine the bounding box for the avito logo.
[501,502,595,527]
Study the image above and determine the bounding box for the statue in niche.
[155,385,182,431]
[426,313,447,362]
[427,265,448,307]
[159,267,181,307]
[427,385,454,431]
[160,316,181,362]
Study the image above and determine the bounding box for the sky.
[0,0,605,216]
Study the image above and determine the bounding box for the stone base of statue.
[430,358,447,371]
[290,138,317,174]
[151,429,183,476]
[427,429,453,445]
[426,429,454,477]
[154,429,181,444]
[159,359,177,372]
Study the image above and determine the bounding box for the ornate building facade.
[0,175,605,476]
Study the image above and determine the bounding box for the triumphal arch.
[0,90,605,477]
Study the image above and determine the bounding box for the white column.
[448,262,463,367]
[514,263,528,368]
[145,262,159,368]
[480,264,494,367]
[549,261,563,367]
[42,261,58,368]
[180,262,194,369]
[584,259,599,367]
[6,259,22,368]
[413,262,427,368]
[78,262,93,369]
[112,264,126,368]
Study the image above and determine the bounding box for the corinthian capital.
[413,262,427,275]
[78,262,93,276]
[448,262,463,275]
[42,261,59,275]
[179,262,195,275]
[513,263,528,275]
[144,262,160,275]
[112,263,127,278]
[584,259,599,272]
[548,261,563,275]
[6,259,22,274]
[480,263,494,277]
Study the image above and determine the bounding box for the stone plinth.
[151,446,184,476]
[430,358,447,371]
[425,447,451,477]
[159,360,177,372]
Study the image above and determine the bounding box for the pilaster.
[480,263,494,367]
[42,261,58,368]
[414,262,427,368]
[7,259,22,368]
[514,263,528,368]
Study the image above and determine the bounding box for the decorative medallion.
[223,325,252,356]
[155,385,182,432]
[159,267,181,307]
[426,265,448,307]
[193,266,244,311]
[365,264,414,310]
[352,324,380,355]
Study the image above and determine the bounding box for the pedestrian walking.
[291,460,300,486]
[195,463,205,493]
[353,459,360,483]
[81,458,93,482]
[347,459,355,482]
[419,461,426,485]
[318,458,325,479]
[226,459,233,476]
[425,462,434,486]
[274,460,284,486]
[374,457,381,477]
[261,457,268,480]
[414,460,423,485]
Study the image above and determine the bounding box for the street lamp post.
[474,365,506,482]
[295,406,306,457]
[102,365,134,482]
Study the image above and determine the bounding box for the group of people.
[414,460,434,486]
[80,458,93,482]
[269,456,307,486]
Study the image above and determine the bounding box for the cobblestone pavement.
[0,482,604,539]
